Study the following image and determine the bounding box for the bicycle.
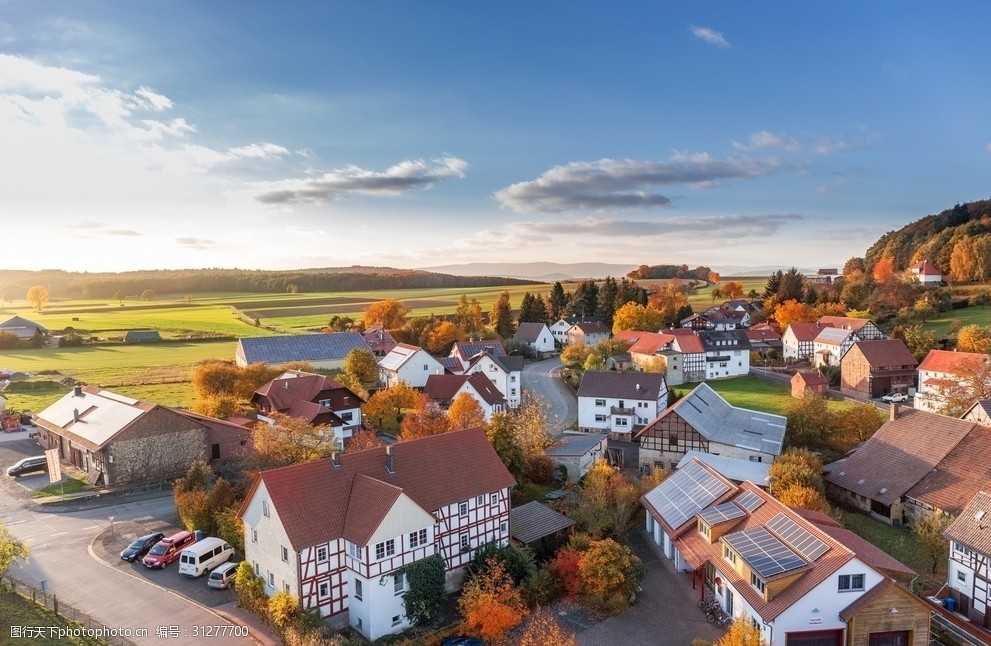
[698,596,721,614]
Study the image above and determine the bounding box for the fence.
[1,574,140,646]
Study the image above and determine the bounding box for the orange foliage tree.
[871,256,896,282]
[425,320,466,354]
[715,617,770,646]
[518,607,578,646]
[399,395,451,441]
[776,484,831,513]
[458,558,527,643]
[363,298,410,329]
[345,428,385,454]
[721,281,745,300]
[447,392,486,429]
[577,538,644,615]
[363,382,420,432]
[773,299,817,329]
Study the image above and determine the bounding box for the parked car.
[120,532,165,562]
[207,561,239,589]
[6,455,48,477]
[142,531,196,568]
[881,392,908,402]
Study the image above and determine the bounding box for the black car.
[120,532,165,562]
[6,456,48,477]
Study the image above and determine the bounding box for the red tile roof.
[905,425,991,516]
[785,322,828,342]
[343,474,405,546]
[817,316,874,333]
[918,349,989,374]
[241,427,516,550]
[944,491,991,555]
[848,339,918,369]
[793,371,827,387]
[613,330,675,354]
[910,260,941,276]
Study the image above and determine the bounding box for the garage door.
[869,631,909,646]
[785,629,843,646]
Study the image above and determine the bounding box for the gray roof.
[0,316,47,332]
[379,343,428,372]
[513,322,550,343]
[677,450,771,486]
[545,433,608,457]
[814,327,856,346]
[666,383,785,456]
[510,501,575,544]
[697,329,752,351]
[577,370,666,400]
[944,491,991,555]
[466,349,523,374]
[238,332,370,365]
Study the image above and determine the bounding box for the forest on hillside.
[0,267,539,300]
[864,198,991,278]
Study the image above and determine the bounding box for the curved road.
[522,356,577,436]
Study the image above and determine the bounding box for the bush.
[58,334,84,347]
[234,561,266,612]
[524,566,564,606]
[525,454,556,485]
[267,591,300,628]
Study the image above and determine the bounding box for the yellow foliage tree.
[363,382,420,432]
[252,412,339,466]
[612,302,666,333]
[425,320,466,354]
[448,392,486,429]
[768,448,825,497]
[363,298,410,329]
[399,395,451,441]
[25,285,49,312]
[459,558,527,643]
[773,299,817,329]
[955,324,991,353]
[576,538,643,614]
[776,484,831,513]
[714,617,770,646]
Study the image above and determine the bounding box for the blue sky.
[2,2,990,273]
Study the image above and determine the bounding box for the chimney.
[889,402,899,421]
[73,383,82,397]
[283,380,289,390]
[385,445,395,475]
[73,408,80,423]
[331,451,341,469]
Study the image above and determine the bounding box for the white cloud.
[690,26,730,47]
[512,213,801,239]
[253,156,469,204]
[494,155,777,214]
[732,130,801,152]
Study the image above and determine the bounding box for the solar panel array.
[698,501,746,526]
[648,460,731,530]
[735,490,765,512]
[723,527,806,578]
[767,513,830,561]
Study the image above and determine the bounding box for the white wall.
[242,482,299,599]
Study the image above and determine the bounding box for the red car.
[142,531,196,568]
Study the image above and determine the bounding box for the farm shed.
[123,329,162,343]
[235,332,371,370]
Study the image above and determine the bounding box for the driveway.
[522,356,577,435]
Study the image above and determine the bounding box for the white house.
[422,372,507,421]
[576,371,667,437]
[697,329,751,379]
[549,319,573,346]
[545,433,609,482]
[812,327,860,368]
[914,349,990,414]
[635,383,785,471]
[781,323,828,360]
[909,260,942,286]
[512,322,555,355]
[566,320,610,347]
[378,343,446,389]
[238,428,516,641]
[944,490,991,627]
[449,340,507,370]
[464,349,524,409]
[641,462,925,645]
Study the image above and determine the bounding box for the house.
[914,349,991,414]
[697,329,751,379]
[33,384,250,485]
[449,340,507,369]
[464,348,524,409]
[612,330,675,371]
[781,323,828,361]
[812,327,861,368]
[605,352,633,371]
[549,319,573,346]
[0,315,48,341]
[544,432,609,481]
[808,268,839,284]
[909,260,943,286]
[746,324,782,358]
[236,332,371,370]
[251,371,365,446]
[378,344,446,389]
[791,371,829,398]
[675,450,770,487]
[903,424,991,521]
[641,461,927,646]
[817,316,886,341]
[683,308,749,330]
[566,320,610,347]
[576,371,667,437]
[423,373,507,420]
[238,428,515,641]
[662,328,707,385]
[840,340,918,399]
[363,325,398,358]
[512,322,555,355]
[962,400,991,425]
[635,382,785,471]
[944,491,991,628]
[824,405,984,526]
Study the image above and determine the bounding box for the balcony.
[610,406,634,416]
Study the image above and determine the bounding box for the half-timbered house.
[944,491,991,629]
[238,428,515,641]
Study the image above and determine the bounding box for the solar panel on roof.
[723,527,806,578]
[766,513,830,561]
[735,490,765,512]
[648,460,731,530]
[697,502,746,526]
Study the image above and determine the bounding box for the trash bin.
[195,529,205,542]
[944,596,957,612]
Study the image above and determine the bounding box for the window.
[284,582,290,593]
[391,615,402,626]
[838,573,865,592]
[423,364,428,370]
[317,546,328,562]
[595,398,606,407]
[211,443,220,460]
[409,528,428,548]
[394,572,405,594]
[595,414,607,423]
[459,502,468,516]
[669,433,678,447]
[251,528,257,543]
[354,579,363,601]
[281,546,289,562]
[615,418,628,426]
[348,542,362,560]
[490,493,498,507]
[460,534,469,551]
[268,571,275,587]
[957,570,967,583]
[340,411,353,422]
[749,456,762,463]
[723,545,737,565]
[510,388,517,396]
[262,500,270,517]
[698,521,710,538]
[750,572,765,594]
[253,561,259,576]
[510,375,516,382]
[476,495,483,505]
[500,521,507,534]
[319,582,329,599]
[489,364,497,372]
[375,539,396,560]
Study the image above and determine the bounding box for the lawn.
[0,587,109,646]
[681,375,853,417]
[32,476,90,498]
[923,304,991,337]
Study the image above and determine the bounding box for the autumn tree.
[25,285,49,311]
[783,393,832,449]
[325,315,355,331]
[773,299,817,329]
[715,617,770,646]
[577,538,644,615]
[0,523,29,574]
[830,402,885,452]
[113,289,125,305]
[842,257,866,279]
[345,428,385,453]
[518,607,578,646]
[955,324,991,353]
[253,411,339,466]
[459,557,527,643]
[721,281,745,300]
[647,283,692,327]
[425,320,465,354]
[343,348,379,385]
[896,324,940,361]
[491,291,515,338]
[914,512,952,574]
[871,256,896,282]
[768,448,825,498]
[566,460,642,538]
[140,288,156,301]
[486,412,527,482]
[363,382,420,432]
[454,295,485,335]
[940,355,991,417]
[190,360,281,418]
[561,344,593,371]
[399,395,451,441]
[612,302,665,333]
[364,298,410,329]
[776,484,831,513]
[448,392,486,429]
[513,390,553,455]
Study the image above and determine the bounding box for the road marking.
[5,519,28,525]
[50,531,68,537]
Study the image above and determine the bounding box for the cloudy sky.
[3,2,990,273]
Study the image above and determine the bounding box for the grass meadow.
[683,375,854,417]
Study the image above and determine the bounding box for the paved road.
[0,434,268,646]
[522,356,577,436]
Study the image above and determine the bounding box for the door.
[869,631,909,646]
[725,589,734,615]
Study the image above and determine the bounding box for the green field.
[923,304,991,337]
[685,375,852,417]
[0,588,108,646]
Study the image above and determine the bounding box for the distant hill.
[864,198,991,273]
[419,262,642,281]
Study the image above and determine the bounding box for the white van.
[178,537,233,577]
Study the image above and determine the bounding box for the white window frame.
[251,528,257,543]
[317,546,328,562]
[409,528,427,549]
[459,502,468,517]
[262,500,270,517]
[490,493,498,507]
[354,579,363,601]
[318,582,329,599]
[281,546,289,562]
[838,573,865,592]
[394,572,405,595]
